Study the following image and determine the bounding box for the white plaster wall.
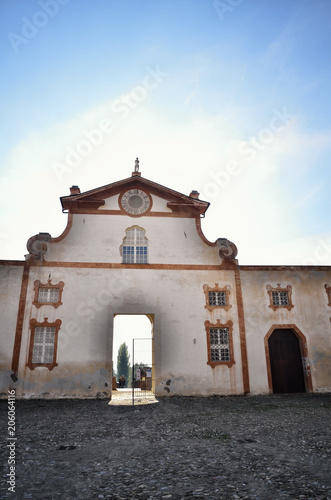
[0,264,24,394]
[100,195,120,210]
[148,194,172,212]
[45,213,220,264]
[4,260,331,398]
[15,266,244,398]
[16,266,112,398]
[241,269,331,394]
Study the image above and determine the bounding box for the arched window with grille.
[122,226,148,264]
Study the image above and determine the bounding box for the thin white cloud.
[184,89,197,106]
[294,184,323,209]
[0,100,330,265]
[260,9,312,70]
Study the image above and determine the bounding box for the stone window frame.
[32,279,64,309]
[204,319,235,368]
[26,318,62,371]
[325,284,331,307]
[266,284,294,311]
[120,225,149,264]
[203,283,232,312]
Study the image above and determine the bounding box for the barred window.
[205,320,235,368]
[209,291,226,306]
[38,288,59,303]
[271,291,289,306]
[32,327,55,364]
[210,328,230,362]
[122,227,148,264]
[267,284,294,311]
[33,280,64,308]
[27,318,61,371]
[203,284,231,311]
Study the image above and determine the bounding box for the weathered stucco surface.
[240,269,331,394]
[45,212,220,264]
[0,264,23,395]
[1,176,330,398]
[11,265,244,398]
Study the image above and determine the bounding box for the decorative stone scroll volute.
[216,238,238,261]
[26,232,51,261]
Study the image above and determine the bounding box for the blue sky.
[1,0,331,265]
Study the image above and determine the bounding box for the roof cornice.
[60,175,209,216]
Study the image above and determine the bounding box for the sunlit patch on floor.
[108,388,159,406]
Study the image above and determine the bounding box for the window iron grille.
[32,327,55,364]
[208,291,226,306]
[210,327,230,362]
[272,291,289,306]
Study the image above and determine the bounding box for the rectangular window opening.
[32,327,56,364]
[208,291,227,306]
[272,291,289,306]
[38,288,60,303]
[210,327,230,362]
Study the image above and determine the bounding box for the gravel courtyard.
[1,393,330,500]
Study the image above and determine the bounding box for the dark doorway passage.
[268,329,306,394]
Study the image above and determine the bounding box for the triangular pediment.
[60,173,209,217]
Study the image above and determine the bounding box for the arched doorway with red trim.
[264,325,313,394]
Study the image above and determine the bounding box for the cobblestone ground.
[1,393,331,500]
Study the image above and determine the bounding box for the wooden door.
[268,329,306,394]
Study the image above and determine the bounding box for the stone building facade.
[1,164,330,398]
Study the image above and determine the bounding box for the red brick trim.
[11,263,30,375]
[50,213,73,243]
[220,260,238,270]
[63,209,200,218]
[39,261,223,270]
[61,176,209,216]
[240,265,331,271]
[234,269,250,394]
[0,260,25,266]
[195,217,217,246]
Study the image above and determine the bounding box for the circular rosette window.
[119,189,152,216]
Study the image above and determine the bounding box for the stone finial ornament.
[134,157,139,172]
[26,232,51,261]
[217,238,238,260]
